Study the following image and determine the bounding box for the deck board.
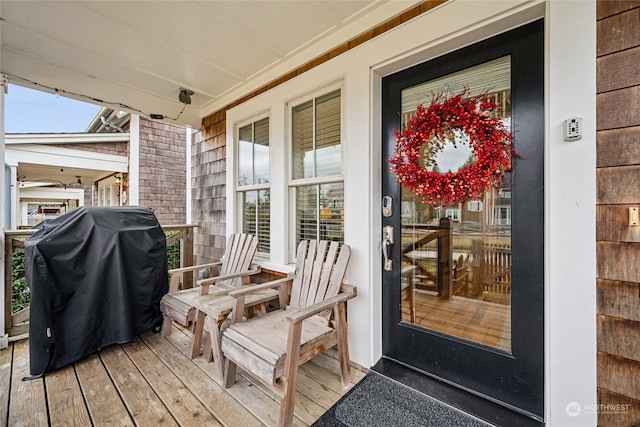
[123,337,221,426]
[0,341,12,425]
[75,354,135,426]
[45,365,92,426]
[1,324,365,426]
[141,331,261,427]
[100,343,179,426]
[9,339,47,427]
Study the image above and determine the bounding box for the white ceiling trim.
[7,144,129,172]
[6,133,130,145]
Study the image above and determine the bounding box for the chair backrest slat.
[218,234,258,289]
[221,234,245,276]
[307,241,337,306]
[290,240,350,311]
[304,240,328,307]
[289,240,307,306]
[325,244,351,298]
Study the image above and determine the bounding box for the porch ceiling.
[1,0,420,129]
[17,163,115,186]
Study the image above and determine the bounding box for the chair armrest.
[285,287,357,324]
[227,277,292,298]
[196,267,261,286]
[196,267,262,294]
[227,277,293,324]
[168,262,221,275]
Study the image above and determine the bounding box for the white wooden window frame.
[235,114,271,256]
[287,83,345,260]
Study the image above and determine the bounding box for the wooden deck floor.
[0,326,365,426]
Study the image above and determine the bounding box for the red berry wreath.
[390,90,517,206]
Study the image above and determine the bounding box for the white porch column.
[546,1,597,425]
[1,75,8,348]
[128,114,140,205]
[8,163,18,229]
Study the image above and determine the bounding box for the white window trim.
[235,114,272,256]
[97,176,121,207]
[445,208,460,221]
[287,83,345,260]
[287,81,345,185]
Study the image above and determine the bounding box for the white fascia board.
[6,133,130,145]
[6,144,128,172]
[20,187,84,200]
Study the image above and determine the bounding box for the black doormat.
[313,372,491,427]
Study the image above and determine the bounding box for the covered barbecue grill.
[25,206,168,377]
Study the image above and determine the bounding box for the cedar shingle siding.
[138,117,187,225]
[192,111,227,264]
[596,1,640,425]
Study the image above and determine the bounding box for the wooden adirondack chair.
[220,240,356,427]
[159,234,264,360]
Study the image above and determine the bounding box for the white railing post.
[1,74,9,348]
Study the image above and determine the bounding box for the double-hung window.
[290,88,344,248]
[237,117,270,254]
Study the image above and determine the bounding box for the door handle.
[382,225,394,271]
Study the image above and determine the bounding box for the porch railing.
[3,224,197,340]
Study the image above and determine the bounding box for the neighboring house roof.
[85,108,131,133]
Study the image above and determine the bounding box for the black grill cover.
[25,206,168,376]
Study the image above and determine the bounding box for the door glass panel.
[400,56,512,352]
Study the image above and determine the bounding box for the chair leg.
[208,316,225,382]
[334,303,352,386]
[223,358,237,389]
[279,321,302,427]
[190,310,206,359]
[203,331,213,362]
[161,316,173,338]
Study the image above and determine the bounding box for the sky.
[4,84,103,133]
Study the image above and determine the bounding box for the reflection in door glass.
[399,56,512,352]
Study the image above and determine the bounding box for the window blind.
[295,183,344,244]
[315,90,341,177]
[292,101,314,179]
[253,118,269,185]
[242,189,270,253]
[238,123,254,186]
[292,89,341,180]
[401,56,511,116]
[296,185,318,241]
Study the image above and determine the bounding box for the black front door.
[380,20,544,420]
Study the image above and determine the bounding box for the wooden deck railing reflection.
[3,224,197,340]
[401,217,453,298]
[401,218,511,303]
